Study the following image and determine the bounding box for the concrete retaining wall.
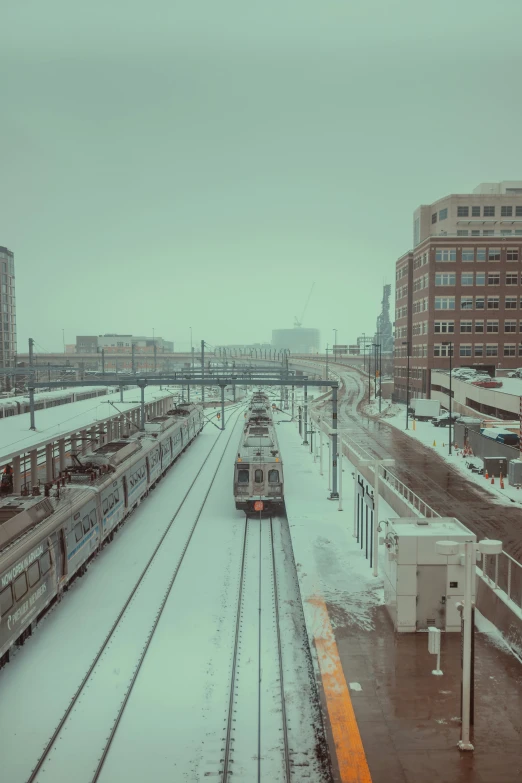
[476,574,522,658]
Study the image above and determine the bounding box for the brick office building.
[395,235,522,402]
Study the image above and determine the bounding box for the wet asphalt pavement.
[327,371,522,563]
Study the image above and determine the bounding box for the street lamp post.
[435,538,502,752]
[402,341,410,429]
[447,342,454,457]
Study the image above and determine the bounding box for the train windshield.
[254,469,263,483]
[268,469,280,484]
[237,469,249,484]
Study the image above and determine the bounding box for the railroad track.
[222,515,292,783]
[27,408,245,783]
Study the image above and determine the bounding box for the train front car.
[234,402,284,515]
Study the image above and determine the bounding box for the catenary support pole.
[330,384,339,499]
[338,435,343,511]
[372,461,380,577]
[291,385,295,420]
[201,340,205,406]
[29,387,36,430]
[303,382,308,444]
[319,427,324,475]
[353,471,358,537]
[139,381,146,431]
[220,384,225,430]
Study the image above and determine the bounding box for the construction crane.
[294,282,315,328]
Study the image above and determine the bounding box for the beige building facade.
[413,181,522,248]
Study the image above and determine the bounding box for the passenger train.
[0,404,203,666]
[233,392,284,514]
[0,386,122,419]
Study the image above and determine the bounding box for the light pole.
[447,342,454,456]
[333,329,338,359]
[402,340,410,429]
[435,538,502,752]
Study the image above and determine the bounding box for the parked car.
[432,413,461,427]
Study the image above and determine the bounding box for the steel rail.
[27,408,244,783]
[222,518,249,781]
[269,517,292,782]
[91,409,244,782]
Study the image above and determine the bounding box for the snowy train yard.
[0,407,328,783]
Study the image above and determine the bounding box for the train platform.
[276,414,522,783]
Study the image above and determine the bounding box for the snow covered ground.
[0,403,327,783]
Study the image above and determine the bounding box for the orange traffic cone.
[491,476,495,485]
[485,470,489,479]
[500,473,505,489]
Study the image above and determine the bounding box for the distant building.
[75,334,174,354]
[272,327,320,354]
[0,246,16,379]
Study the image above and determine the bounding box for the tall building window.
[488,248,501,261]
[471,230,481,236]
[434,296,455,310]
[475,344,484,356]
[487,273,500,286]
[505,320,517,333]
[516,206,522,217]
[435,248,456,261]
[475,320,484,333]
[461,273,474,286]
[460,344,472,357]
[484,206,495,217]
[471,206,481,217]
[461,297,473,310]
[439,208,448,220]
[435,273,456,286]
[476,272,486,285]
[506,273,518,285]
[433,343,453,357]
[483,230,494,236]
[476,249,486,261]
[501,206,513,217]
[432,212,437,224]
[462,249,475,262]
[507,248,519,261]
[460,321,472,333]
[487,296,500,309]
[486,320,499,333]
[434,321,454,333]
[457,206,469,217]
[504,344,516,356]
[457,230,469,236]
[506,296,518,309]
[501,230,513,235]
[486,344,498,356]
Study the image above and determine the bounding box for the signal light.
[254,500,264,512]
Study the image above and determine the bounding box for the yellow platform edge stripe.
[308,596,372,783]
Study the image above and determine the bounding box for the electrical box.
[483,457,508,478]
[382,517,476,633]
[508,459,522,486]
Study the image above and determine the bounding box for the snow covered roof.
[0,387,177,463]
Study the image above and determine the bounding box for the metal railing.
[307,362,522,614]
[480,551,522,611]
[377,466,440,519]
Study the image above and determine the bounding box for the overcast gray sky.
[1,0,521,353]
